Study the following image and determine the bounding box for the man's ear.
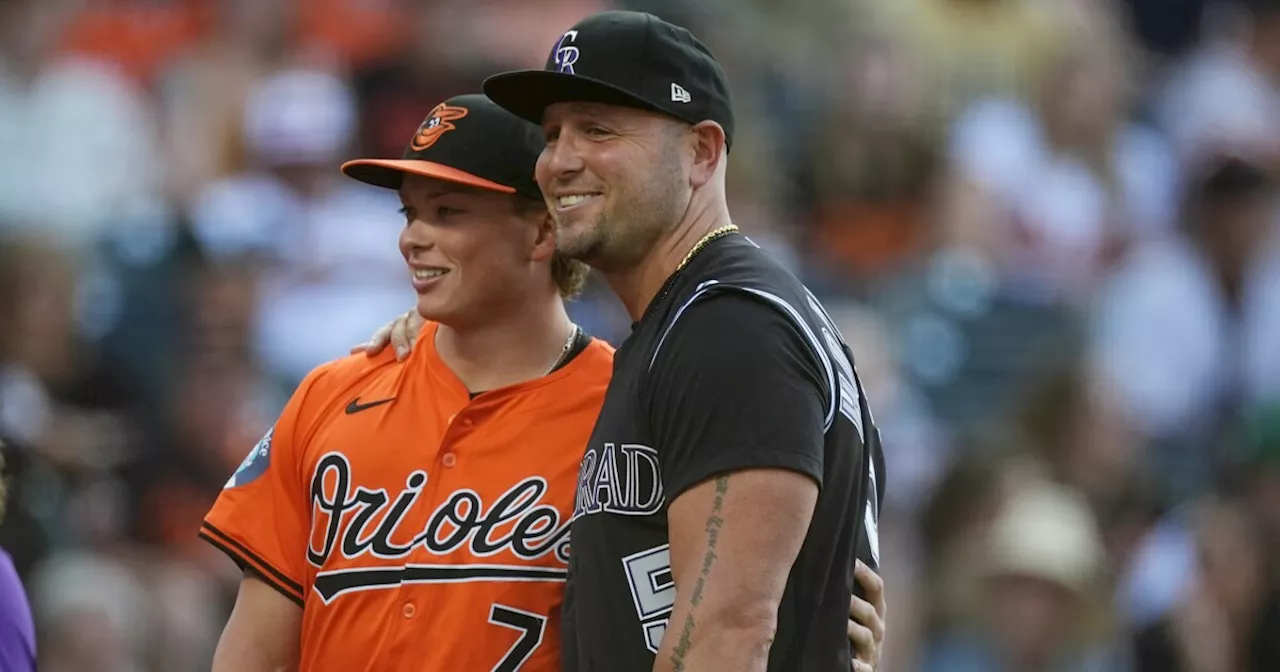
[688,120,727,189]
[529,207,557,263]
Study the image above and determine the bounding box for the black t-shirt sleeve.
[644,290,828,501]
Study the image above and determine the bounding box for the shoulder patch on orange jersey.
[226,427,274,488]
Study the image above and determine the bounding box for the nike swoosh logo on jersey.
[345,397,396,414]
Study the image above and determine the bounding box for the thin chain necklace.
[546,323,581,375]
[642,224,740,322]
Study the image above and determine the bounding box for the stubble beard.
[557,144,686,273]
[554,209,611,270]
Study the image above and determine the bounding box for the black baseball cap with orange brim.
[341,93,544,200]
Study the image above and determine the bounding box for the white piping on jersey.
[648,279,721,372]
[648,280,839,432]
[802,291,867,440]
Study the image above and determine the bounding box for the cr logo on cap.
[554,30,580,74]
[410,103,469,151]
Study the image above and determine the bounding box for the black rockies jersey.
[561,234,886,671]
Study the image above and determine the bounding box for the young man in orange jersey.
[203,94,612,672]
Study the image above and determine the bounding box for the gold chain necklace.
[641,224,740,322]
[677,224,739,272]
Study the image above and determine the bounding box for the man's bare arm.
[212,573,303,672]
[653,468,819,672]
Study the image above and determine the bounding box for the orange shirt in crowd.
[57,0,411,84]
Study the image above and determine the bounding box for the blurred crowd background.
[1,0,1280,670]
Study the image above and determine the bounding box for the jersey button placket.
[441,411,473,469]
[402,601,416,619]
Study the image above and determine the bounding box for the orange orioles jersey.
[201,322,613,671]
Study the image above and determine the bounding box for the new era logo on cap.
[482,11,735,150]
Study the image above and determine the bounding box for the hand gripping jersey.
[202,322,613,672]
[561,234,886,671]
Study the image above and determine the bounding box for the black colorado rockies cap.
[482,10,735,149]
[341,93,543,200]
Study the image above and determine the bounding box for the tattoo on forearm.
[670,475,730,671]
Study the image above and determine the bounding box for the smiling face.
[535,102,690,272]
[397,174,556,328]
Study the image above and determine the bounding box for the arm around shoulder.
[213,571,303,672]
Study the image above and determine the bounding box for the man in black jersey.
[473,10,888,672]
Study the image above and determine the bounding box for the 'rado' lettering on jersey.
[307,452,571,603]
[572,443,665,519]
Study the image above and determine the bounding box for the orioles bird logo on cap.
[410,103,469,151]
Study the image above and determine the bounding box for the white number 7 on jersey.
[489,604,547,671]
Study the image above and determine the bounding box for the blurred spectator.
[144,560,227,672]
[834,13,1150,441]
[89,218,210,427]
[298,0,414,70]
[0,234,142,576]
[801,0,1099,284]
[942,25,1178,305]
[854,0,1070,144]
[189,67,412,389]
[1089,155,1280,498]
[1119,0,1213,65]
[867,245,1083,440]
[156,0,304,207]
[1229,404,1280,571]
[29,550,150,672]
[996,360,1144,511]
[56,0,413,87]
[0,0,165,248]
[55,0,211,87]
[923,477,1113,672]
[802,29,936,283]
[917,450,1009,642]
[1158,0,1280,166]
[120,349,263,557]
[1132,497,1280,672]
